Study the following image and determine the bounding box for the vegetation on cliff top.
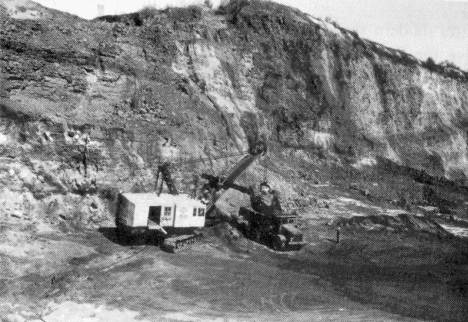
[98,0,468,82]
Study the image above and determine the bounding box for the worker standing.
[336,226,341,243]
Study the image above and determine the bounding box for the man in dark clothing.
[250,182,282,215]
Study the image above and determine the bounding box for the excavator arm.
[203,141,267,215]
[154,140,266,212]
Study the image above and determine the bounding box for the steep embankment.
[1,0,468,228]
[2,2,468,321]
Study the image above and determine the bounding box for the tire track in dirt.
[38,244,151,299]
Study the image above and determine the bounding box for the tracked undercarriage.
[161,231,203,253]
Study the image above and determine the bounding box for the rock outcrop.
[1,0,468,226]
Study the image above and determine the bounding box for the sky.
[33,0,468,70]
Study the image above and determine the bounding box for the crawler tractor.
[115,192,206,253]
[237,206,306,251]
[201,145,306,251]
[115,141,268,252]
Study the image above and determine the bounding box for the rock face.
[1,0,468,226]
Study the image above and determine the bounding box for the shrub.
[204,0,213,9]
[349,30,360,39]
[424,57,436,68]
[139,6,158,21]
[167,5,203,22]
[440,60,460,70]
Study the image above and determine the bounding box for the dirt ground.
[1,1,468,321]
[1,207,467,322]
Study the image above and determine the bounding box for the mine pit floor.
[1,216,467,322]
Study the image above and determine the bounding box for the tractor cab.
[116,193,206,238]
[237,207,306,251]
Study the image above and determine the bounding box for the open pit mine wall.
[1,0,468,225]
[180,2,468,183]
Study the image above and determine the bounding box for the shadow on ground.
[98,227,163,247]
